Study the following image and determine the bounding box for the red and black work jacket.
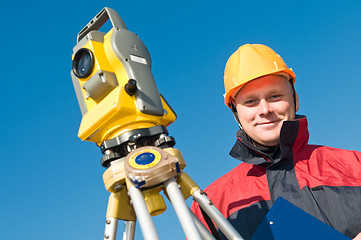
[191,116,361,239]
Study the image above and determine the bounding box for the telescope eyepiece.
[73,48,94,78]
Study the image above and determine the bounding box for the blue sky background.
[1,1,361,239]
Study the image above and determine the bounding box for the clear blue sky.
[1,1,361,239]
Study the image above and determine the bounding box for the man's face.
[234,75,298,147]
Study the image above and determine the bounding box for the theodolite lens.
[72,48,94,78]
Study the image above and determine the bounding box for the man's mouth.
[257,120,280,126]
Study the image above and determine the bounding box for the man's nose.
[258,99,272,115]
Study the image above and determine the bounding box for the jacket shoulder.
[296,145,361,188]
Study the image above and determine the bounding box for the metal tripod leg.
[190,210,216,240]
[164,178,202,240]
[104,217,118,240]
[128,185,159,240]
[104,217,135,240]
[192,188,244,240]
[122,221,136,240]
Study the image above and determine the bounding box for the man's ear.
[295,90,299,112]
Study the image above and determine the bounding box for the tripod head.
[71,7,176,145]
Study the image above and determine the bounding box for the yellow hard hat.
[223,44,296,108]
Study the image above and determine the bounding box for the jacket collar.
[230,115,309,166]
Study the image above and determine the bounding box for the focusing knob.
[125,79,137,95]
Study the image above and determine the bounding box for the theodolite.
[71,7,243,240]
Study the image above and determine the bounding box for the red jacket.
[191,117,361,239]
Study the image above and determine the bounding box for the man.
[191,44,361,239]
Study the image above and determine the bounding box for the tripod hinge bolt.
[113,184,123,192]
[106,219,111,224]
[104,233,110,239]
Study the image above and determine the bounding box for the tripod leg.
[122,221,136,240]
[104,218,118,240]
[128,185,159,240]
[164,178,202,240]
[190,210,216,240]
[192,189,244,240]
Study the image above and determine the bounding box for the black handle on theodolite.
[77,7,128,42]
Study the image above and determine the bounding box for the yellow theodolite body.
[71,8,176,145]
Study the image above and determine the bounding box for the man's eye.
[270,94,281,100]
[244,99,257,105]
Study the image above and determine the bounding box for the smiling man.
[191,44,361,239]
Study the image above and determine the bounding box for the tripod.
[101,126,244,240]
